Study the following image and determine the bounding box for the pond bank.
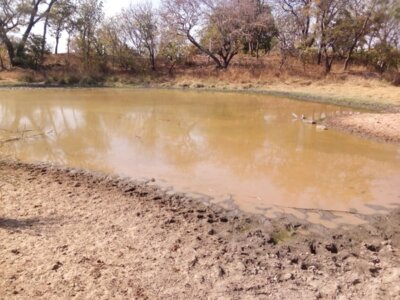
[1,160,399,299]
[326,113,400,144]
[1,76,400,112]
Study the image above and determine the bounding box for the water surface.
[1,88,399,225]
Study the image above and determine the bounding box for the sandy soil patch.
[326,113,400,143]
[0,161,399,299]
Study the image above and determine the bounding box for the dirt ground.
[326,113,400,144]
[0,160,399,299]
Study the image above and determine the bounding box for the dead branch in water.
[0,130,52,146]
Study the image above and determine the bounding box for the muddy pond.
[1,88,399,226]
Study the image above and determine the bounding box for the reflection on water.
[0,88,399,224]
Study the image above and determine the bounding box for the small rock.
[208,229,216,235]
[369,267,381,277]
[52,261,63,271]
[365,244,381,252]
[218,266,225,277]
[124,187,136,193]
[189,256,198,269]
[325,243,338,254]
[282,273,294,281]
[309,241,317,255]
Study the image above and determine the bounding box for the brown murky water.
[1,88,399,225]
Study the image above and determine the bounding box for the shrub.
[18,74,36,83]
[44,76,56,85]
[392,73,400,87]
[64,75,80,85]
[79,75,104,86]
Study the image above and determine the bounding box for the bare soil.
[326,113,400,144]
[0,160,399,299]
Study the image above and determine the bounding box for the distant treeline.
[1,0,400,77]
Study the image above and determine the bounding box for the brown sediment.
[0,160,399,299]
[326,113,400,144]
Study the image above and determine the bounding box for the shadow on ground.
[0,217,49,230]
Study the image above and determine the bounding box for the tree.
[341,0,379,71]
[0,0,58,66]
[159,28,188,75]
[161,0,226,68]
[27,34,50,68]
[74,0,104,69]
[49,0,76,54]
[276,0,315,48]
[97,17,139,70]
[120,1,158,71]
[161,0,276,69]
[0,44,8,69]
[240,0,278,58]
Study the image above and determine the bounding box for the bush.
[44,76,57,85]
[64,75,80,85]
[18,74,36,83]
[392,73,400,87]
[363,44,400,74]
[107,76,119,83]
[79,75,104,86]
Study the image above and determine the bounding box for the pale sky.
[104,0,160,16]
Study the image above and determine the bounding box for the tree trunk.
[344,43,357,71]
[0,55,4,70]
[16,13,39,61]
[41,14,50,61]
[324,48,334,75]
[0,33,15,65]
[168,61,176,76]
[186,32,223,68]
[150,53,156,71]
[67,32,72,55]
[221,51,236,69]
[55,35,60,55]
[317,44,323,65]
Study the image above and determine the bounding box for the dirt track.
[0,161,400,299]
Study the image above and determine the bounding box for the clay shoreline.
[325,113,400,144]
[0,160,399,299]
